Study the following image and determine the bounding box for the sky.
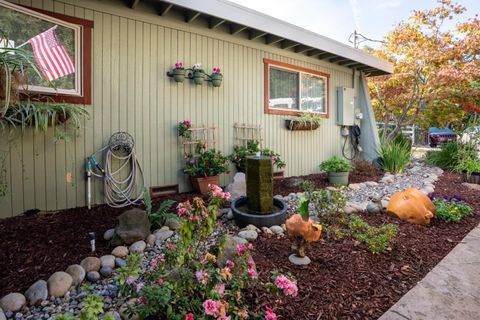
[229,0,480,48]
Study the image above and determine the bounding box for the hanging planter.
[189,63,205,85]
[285,120,320,131]
[166,62,185,83]
[207,67,223,87]
[285,113,322,131]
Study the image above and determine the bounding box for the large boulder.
[24,280,48,305]
[47,272,73,297]
[225,173,246,199]
[0,293,26,312]
[111,208,151,245]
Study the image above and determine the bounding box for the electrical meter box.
[336,87,355,126]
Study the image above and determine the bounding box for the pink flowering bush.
[122,185,296,320]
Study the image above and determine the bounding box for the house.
[0,0,392,218]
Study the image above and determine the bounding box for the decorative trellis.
[181,126,217,156]
[233,123,263,146]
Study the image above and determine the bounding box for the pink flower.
[247,243,254,250]
[215,283,225,296]
[271,156,276,163]
[265,307,277,320]
[126,276,136,284]
[236,244,245,256]
[248,268,257,278]
[189,159,195,164]
[274,275,290,289]
[136,282,144,292]
[248,260,255,268]
[284,283,298,297]
[203,299,218,316]
[158,278,164,285]
[185,313,194,320]
[185,119,191,126]
[226,260,235,269]
[175,62,183,68]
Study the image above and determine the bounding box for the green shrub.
[348,215,398,254]
[425,142,461,170]
[455,156,480,177]
[378,135,411,173]
[55,294,114,320]
[319,156,352,173]
[433,197,473,223]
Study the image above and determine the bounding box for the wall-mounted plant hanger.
[167,62,223,87]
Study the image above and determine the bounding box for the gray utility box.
[336,87,355,126]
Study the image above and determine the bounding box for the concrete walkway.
[379,223,480,320]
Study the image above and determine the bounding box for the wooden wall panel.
[1,0,360,218]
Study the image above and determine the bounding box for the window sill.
[265,108,329,118]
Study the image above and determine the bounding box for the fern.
[143,188,177,229]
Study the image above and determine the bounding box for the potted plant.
[285,112,322,131]
[166,62,185,82]
[229,140,286,173]
[190,63,205,85]
[178,119,192,139]
[455,156,480,184]
[319,156,352,186]
[208,67,223,87]
[185,143,230,195]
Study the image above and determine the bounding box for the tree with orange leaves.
[369,0,480,140]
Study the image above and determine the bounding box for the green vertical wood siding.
[0,0,361,218]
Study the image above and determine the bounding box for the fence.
[377,123,429,146]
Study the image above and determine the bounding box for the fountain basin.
[231,196,287,228]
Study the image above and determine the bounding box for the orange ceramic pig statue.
[387,188,436,225]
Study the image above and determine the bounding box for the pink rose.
[248,268,257,278]
[247,243,254,250]
[265,306,277,320]
[215,283,225,296]
[203,299,218,316]
[236,244,245,256]
[185,313,194,320]
[248,260,255,268]
[158,278,164,285]
[226,260,235,269]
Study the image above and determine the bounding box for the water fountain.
[231,156,287,227]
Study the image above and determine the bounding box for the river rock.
[237,230,258,242]
[100,255,116,269]
[261,227,273,235]
[129,240,146,253]
[243,224,261,233]
[269,225,284,235]
[24,280,47,306]
[232,236,248,245]
[348,183,363,190]
[146,234,156,247]
[99,266,113,278]
[0,293,26,312]
[165,218,181,230]
[65,265,85,286]
[111,208,151,245]
[103,228,115,241]
[80,257,101,273]
[154,230,174,242]
[47,272,72,297]
[115,258,127,268]
[112,246,129,258]
[366,202,382,214]
[0,308,5,320]
[226,209,234,220]
[462,182,480,191]
[86,272,100,282]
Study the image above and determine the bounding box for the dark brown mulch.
[249,172,480,320]
[274,164,383,195]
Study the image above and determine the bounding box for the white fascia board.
[160,0,393,74]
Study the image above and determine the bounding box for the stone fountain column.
[246,156,274,214]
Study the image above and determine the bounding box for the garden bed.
[249,172,480,319]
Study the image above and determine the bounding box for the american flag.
[28,26,75,81]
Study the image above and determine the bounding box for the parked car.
[428,127,457,147]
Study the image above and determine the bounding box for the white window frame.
[0,0,83,97]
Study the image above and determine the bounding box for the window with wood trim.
[264,59,329,117]
[0,0,92,104]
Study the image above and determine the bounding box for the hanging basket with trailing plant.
[285,112,322,131]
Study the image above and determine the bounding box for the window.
[0,0,92,104]
[264,59,329,116]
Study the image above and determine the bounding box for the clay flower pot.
[191,175,219,195]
